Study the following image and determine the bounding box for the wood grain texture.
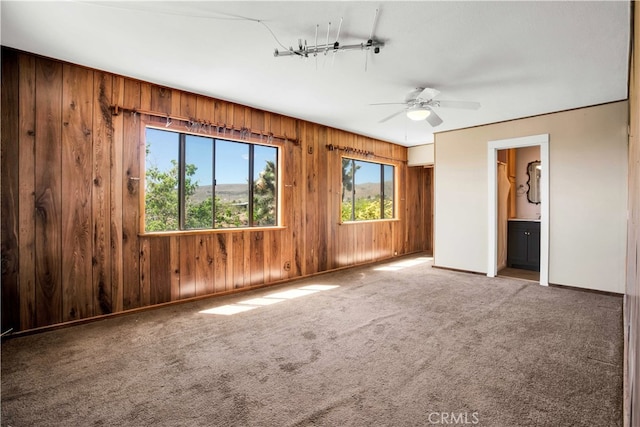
[93,72,113,315]
[195,235,214,296]
[196,96,214,122]
[1,49,20,332]
[304,123,316,275]
[122,79,141,310]
[179,235,196,299]
[149,237,171,304]
[34,57,64,327]
[61,63,94,321]
[110,76,125,314]
[250,231,264,286]
[180,92,196,118]
[1,50,433,332]
[214,233,228,292]
[232,232,245,289]
[139,237,151,306]
[18,53,37,330]
[317,126,329,271]
[292,137,304,277]
[280,136,294,279]
[169,236,180,300]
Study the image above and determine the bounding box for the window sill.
[339,218,399,225]
[139,225,287,237]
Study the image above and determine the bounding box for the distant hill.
[191,181,389,203]
[191,184,248,203]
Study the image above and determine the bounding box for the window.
[144,127,278,232]
[341,158,394,222]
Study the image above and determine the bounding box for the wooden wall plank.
[214,233,228,293]
[282,116,298,141]
[262,230,279,283]
[226,103,235,126]
[232,232,245,289]
[196,95,214,122]
[93,71,113,315]
[179,235,196,299]
[170,89,181,117]
[280,139,294,279]
[61,63,94,321]
[250,231,264,286]
[121,79,141,310]
[139,237,150,306]
[292,133,304,277]
[233,105,246,128]
[140,82,151,111]
[18,53,37,331]
[150,237,171,304]
[327,135,339,270]
[317,126,328,271]
[214,100,228,125]
[149,85,173,115]
[251,110,265,134]
[110,76,125,313]
[425,167,434,253]
[304,123,318,275]
[263,230,272,284]
[243,230,251,287]
[270,114,282,137]
[34,57,64,327]
[195,235,214,296]
[170,236,180,300]
[180,92,197,118]
[1,49,20,332]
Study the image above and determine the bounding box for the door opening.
[487,135,549,286]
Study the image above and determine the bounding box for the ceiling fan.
[371,87,480,127]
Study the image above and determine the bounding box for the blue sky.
[146,128,275,186]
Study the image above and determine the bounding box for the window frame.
[340,156,396,223]
[141,124,281,234]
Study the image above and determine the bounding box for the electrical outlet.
[284,261,291,271]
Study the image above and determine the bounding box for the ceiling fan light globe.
[406,107,431,121]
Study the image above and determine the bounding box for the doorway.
[487,134,549,286]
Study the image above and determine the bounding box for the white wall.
[408,144,434,166]
[515,145,540,219]
[434,101,628,293]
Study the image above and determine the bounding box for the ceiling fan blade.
[370,102,406,106]
[417,87,440,101]
[436,100,481,110]
[405,87,425,103]
[379,109,407,123]
[425,107,443,127]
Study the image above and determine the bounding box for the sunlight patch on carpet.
[200,304,258,315]
[374,256,433,271]
[199,284,340,316]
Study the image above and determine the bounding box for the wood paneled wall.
[1,48,433,333]
[626,3,639,426]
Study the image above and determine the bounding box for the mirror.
[527,160,541,204]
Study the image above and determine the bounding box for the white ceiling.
[1,1,631,146]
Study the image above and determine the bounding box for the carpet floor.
[1,255,622,426]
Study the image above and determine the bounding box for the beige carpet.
[1,255,622,426]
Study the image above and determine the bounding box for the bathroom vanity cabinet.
[507,220,540,271]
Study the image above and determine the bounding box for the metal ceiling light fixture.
[406,106,431,121]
